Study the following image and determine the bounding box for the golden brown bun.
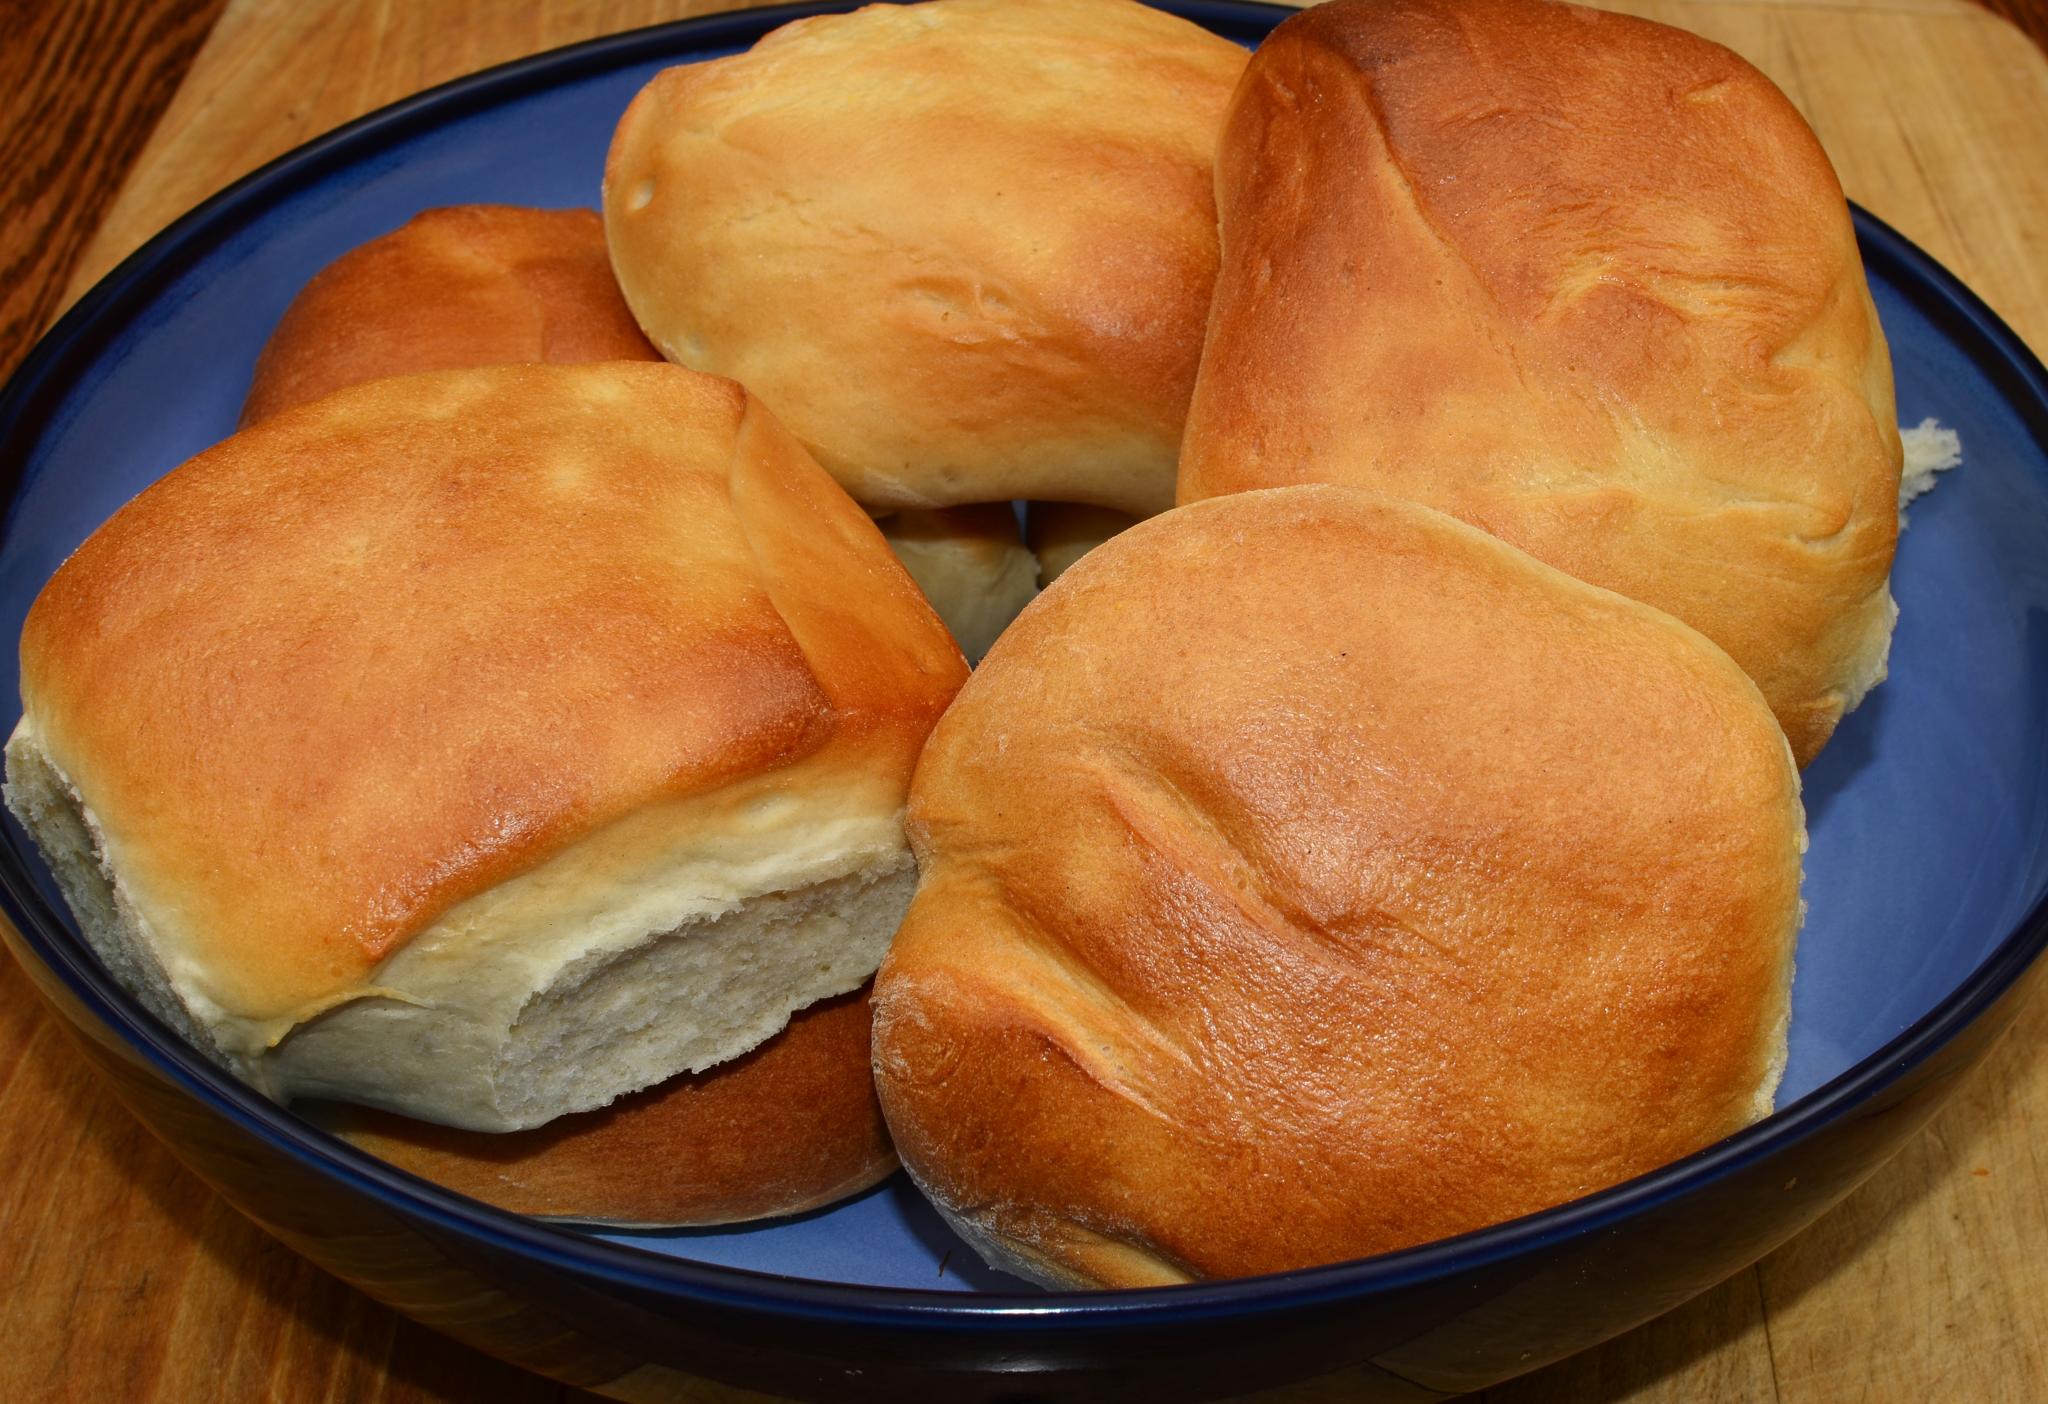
[1179,0,1901,766]
[241,205,658,425]
[220,209,913,1216]
[874,486,1804,1288]
[603,0,1248,514]
[9,362,966,1132]
[310,987,895,1226]
[877,506,1039,663]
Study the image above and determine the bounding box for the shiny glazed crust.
[241,205,659,425]
[312,987,897,1226]
[1179,0,1902,765]
[603,0,1248,514]
[873,486,1804,1287]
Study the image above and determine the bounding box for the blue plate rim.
[1,0,2045,1334]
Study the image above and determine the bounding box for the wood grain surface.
[2,1,2046,1402]
[0,0,227,381]
[1977,0,2048,42]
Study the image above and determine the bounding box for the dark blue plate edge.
[0,0,2041,1336]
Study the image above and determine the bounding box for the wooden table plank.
[50,0,794,313]
[1955,0,2046,39]
[3,2,2046,1402]
[0,0,227,381]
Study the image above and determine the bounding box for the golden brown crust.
[873,486,1803,1286]
[1179,0,1901,765]
[241,205,658,426]
[310,987,896,1225]
[603,0,1247,514]
[19,362,965,1023]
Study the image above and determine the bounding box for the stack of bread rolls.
[6,0,1907,1274]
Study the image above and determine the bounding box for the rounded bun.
[241,205,659,426]
[7,362,966,1132]
[1180,0,1901,765]
[603,0,1248,515]
[310,987,895,1226]
[873,486,1804,1288]
[877,507,1038,664]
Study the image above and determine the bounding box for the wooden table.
[3,1,2046,1400]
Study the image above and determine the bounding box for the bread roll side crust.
[1025,502,1140,587]
[879,506,1039,662]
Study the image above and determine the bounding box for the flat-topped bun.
[1025,503,1138,587]
[874,486,1804,1288]
[877,507,1038,663]
[1179,0,1902,765]
[310,987,895,1226]
[7,362,966,1133]
[241,205,658,425]
[603,0,1248,515]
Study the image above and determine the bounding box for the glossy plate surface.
[1,0,2045,1316]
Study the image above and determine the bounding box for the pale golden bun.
[7,362,967,1134]
[877,507,1038,663]
[873,486,1804,1289]
[1179,0,1901,766]
[1024,503,1138,587]
[603,0,1248,515]
[241,205,658,425]
[310,987,895,1226]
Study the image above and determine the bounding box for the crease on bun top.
[1179,0,1903,766]
[601,0,1250,516]
[6,362,966,1131]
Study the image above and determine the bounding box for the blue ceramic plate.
[2,2,2045,1397]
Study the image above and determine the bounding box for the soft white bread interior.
[1179,0,1902,766]
[6,362,966,1132]
[877,506,1038,663]
[603,0,1249,514]
[1899,418,1961,516]
[874,486,1805,1288]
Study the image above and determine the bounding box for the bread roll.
[876,507,1038,664]
[309,987,894,1226]
[242,205,1026,674]
[7,363,966,1133]
[230,210,929,1223]
[241,205,658,425]
[873,486,1804,1288]
[603,0,1248,514]
[1024,503,1138,587]
[1179,0,1901,766]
